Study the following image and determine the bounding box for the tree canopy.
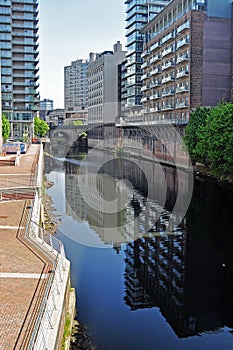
[184,101,233,176]
[2,114,10,141]
[34,117,49,137]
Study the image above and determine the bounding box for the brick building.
[120,0,233,126]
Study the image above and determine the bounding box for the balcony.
[12,114,34,122]
[141,50,150,58]
[176,54,189,64]
[162,75,175,84]
[177,21,190,35]
[150,41,161,51]
[141,73,150,80]
[162,90,175,97]
[176,102,189,109]
[176,85,189,93]
[126,7,147,21]
[162,46,175,57]
[150,68,161,76]
[176,70,189,79]
[141,85,150,92]
[151,80,162,87]
[141,96,149,103]
[13,0,38,4]
[161,104,174,111]
[176,38,190,50]
[161,32,174,45]
[162,61,175,71]
[150,94,161,100]
[150,55,161,64]
[141,61,150,69]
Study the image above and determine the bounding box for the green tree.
[184,106,210,163]
[73,119,83,126]
[34,117,49,137]
[199,101,233,175]
[2,113,10,141]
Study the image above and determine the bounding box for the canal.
[45,149,233,350]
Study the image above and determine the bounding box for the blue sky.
[39,0,125,108]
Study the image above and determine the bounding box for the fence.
[21,200,68,350]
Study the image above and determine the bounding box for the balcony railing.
[162,46,175,57]
[162,76,175,84]
[177,21,190,34]
[150,68,161,76]
[176,38,190,49]
[150,55,161,64]
[176,70,189,79]
[176,54,189,64]
[176,102,189,109]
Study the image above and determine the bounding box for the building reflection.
[64,149,187,249]
[124,180,233,338]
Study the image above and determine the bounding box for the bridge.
[48,124,89,156]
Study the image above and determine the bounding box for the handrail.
[18,199,67,349]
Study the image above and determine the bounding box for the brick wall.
[202,17,232,106]
[190,11,206,108]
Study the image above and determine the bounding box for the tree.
[199,101,233,175]
[73,120,83,126]
[184,106,210,163]
[184,102,233,176]
[2,113,10,142]
[34,117,49,137]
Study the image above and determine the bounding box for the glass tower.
[124,0,170,114]
[0,0,39,139]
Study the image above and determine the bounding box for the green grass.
[61,313,71,350]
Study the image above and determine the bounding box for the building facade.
[137,0,233,126]
[64,58,89,119]
[40,98,53,111]
[0,0,39,139]
[88,41,126,140]
[39,98,53,120]
[124,0,170,117]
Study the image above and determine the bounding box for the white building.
[64,59,89,119]
[88,41,126,131]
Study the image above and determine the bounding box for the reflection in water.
[64,149,191,249]
[46,148,233,348]
[124,180,233,339]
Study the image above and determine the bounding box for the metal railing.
[0,187,35,202]
[21,198,68,350]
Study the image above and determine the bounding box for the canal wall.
[26,144,73,350]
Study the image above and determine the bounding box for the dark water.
[45,150,233,350]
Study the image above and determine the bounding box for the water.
[45,150,233,350]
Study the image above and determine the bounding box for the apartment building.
[88,41,126,140]
[138,0,232,125]
[124,0,170,117]
[39,98,53,120]
[64,58,89,119]
[40,98,53,111]
[0,0,39,139]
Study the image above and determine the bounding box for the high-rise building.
[64,58,89,119]
[40,98,53,111]
[88,41,126,142]
[39,98,53,120]
[0,0,39,139]
[124,0,170,118]
[138,0,233,126]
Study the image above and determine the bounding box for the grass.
[61,313,72,350]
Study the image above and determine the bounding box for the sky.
[39,0,126,109]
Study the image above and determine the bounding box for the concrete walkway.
[0,145,53,349]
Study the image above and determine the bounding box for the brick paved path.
[0,145,53,349]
